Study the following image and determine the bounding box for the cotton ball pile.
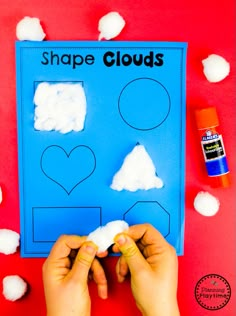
[2,275,27,301]
[111,144,163,192]
[34,82,87,134]
[87,220,129,253]
[16,17,46,41]
[0,229,20,255]
[202,54,230,83]
[194,191,220,216]
[98,12,125,40]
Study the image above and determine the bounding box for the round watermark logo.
[195,274,231,310]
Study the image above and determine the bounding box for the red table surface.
[0,1,235,315]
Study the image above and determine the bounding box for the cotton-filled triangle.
[110,144,163,192]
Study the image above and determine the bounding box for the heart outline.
[40,145,96,195]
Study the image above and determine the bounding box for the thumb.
[71,241,97,283]
[114,234,149,275]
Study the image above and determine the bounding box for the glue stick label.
[201,129,229,176]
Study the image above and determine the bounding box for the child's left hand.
[42,235,108,316]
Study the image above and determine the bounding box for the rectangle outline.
[32,206,102,243]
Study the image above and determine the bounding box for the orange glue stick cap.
[195,107,219,130]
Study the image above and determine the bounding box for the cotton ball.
[59,121,75,134]
[194,191,220,216]
[202,54,230,83]
[111,144,163,192]
[0,229,20,255]
[3,275,27,301]
[34,82,87,134]
[42,118,56,131]
[0,186,2,204]
[87,220,129,253]
[33,82,51,107]
[16,16,46,41]
[98,12,125,40]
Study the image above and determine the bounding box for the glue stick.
[195,107,230,187]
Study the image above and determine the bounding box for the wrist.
[143,309,180,316]
[47,309,90,316]
[141,300,180,316]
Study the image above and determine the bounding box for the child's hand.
[113,224,180,316]
[42,235,107,316]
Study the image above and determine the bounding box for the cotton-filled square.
[33,82,87,134]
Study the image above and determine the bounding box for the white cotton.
[0,229,20,255]
[16,16,46,41]
[111,144,163,192]
[194,191,220,216]
[98,12,126,40]
[2,275,27,301]
[0,186,2,204]
[34,82,87,134]
[202,54,230,82]
[87,220,129,253]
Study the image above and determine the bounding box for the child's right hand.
[113,224,180,316]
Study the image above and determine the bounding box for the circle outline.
[118,77,171,131]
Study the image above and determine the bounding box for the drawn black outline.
[123,201,170,237]
[32,206,102,243]
[40,145,96,195]
[118,77,171,131]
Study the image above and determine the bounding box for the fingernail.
[85,245,97,255]
[99,287,108,300]
[115,234,126,246]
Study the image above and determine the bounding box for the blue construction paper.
[15,41,187,257]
